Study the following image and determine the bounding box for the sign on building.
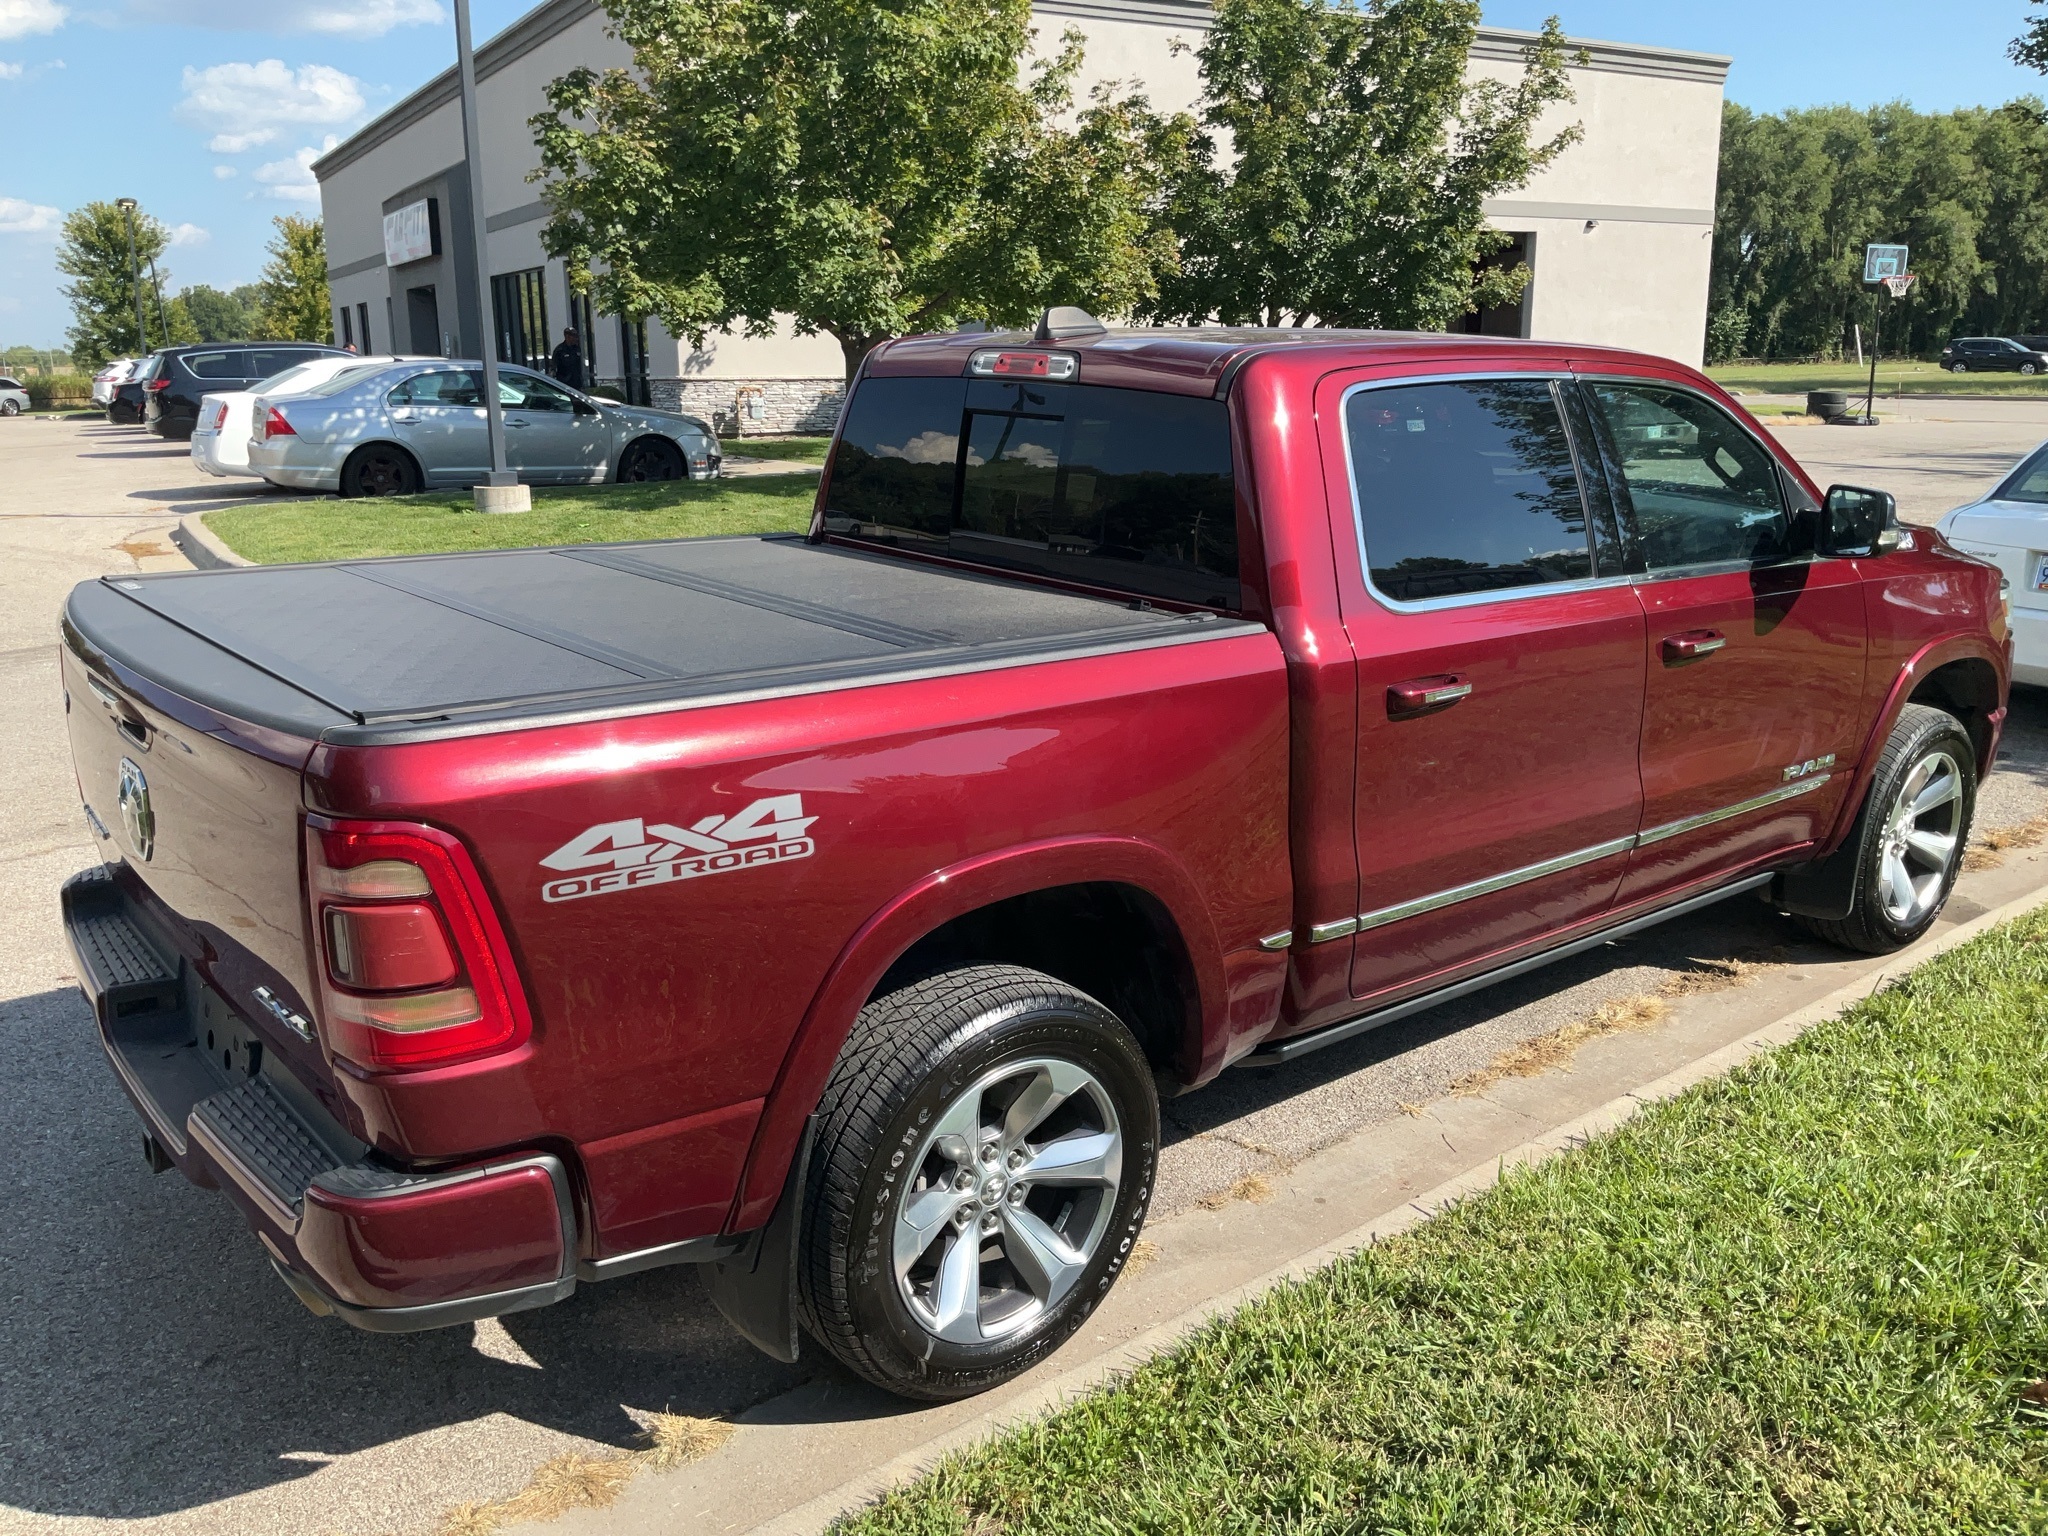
[1863,243,1908,283]
[383,198,440,267]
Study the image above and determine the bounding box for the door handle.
[504,418,529,428]
[1388,674,1472,715]
[1661,630,1727,661]
[389,411,419,424]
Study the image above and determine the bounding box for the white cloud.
[252,136,336,203]
[0,195,60,233]
[0,0,66,41]
[213,164,237,180]
[0,60,20,77]
[177,0,440,38]
[168,222,209,246]
[176,61,365,158]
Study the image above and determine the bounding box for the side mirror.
[1821,484,1903,557]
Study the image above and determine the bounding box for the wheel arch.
[725,837,1223,1233]
[339,438,424,496]
[613,431,685,482]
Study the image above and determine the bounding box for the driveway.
[2,411,2045,1536]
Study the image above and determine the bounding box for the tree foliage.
[1147,0,1579,329]
[254,215,333,343]
[531,0,1186,380]
[1709,99,2048,362]
[58,202,174,366]
[181,283,258,343]
[2014,0,2048,73]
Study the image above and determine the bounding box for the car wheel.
[1950,361,1967,373]
[340,444,423,499]
[2025,364,2040,376]
[797,964,1158,1401]
[1791,704,1975,955]
[617,436,684,483]
[1,399,18,417]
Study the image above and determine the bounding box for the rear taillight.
[208,402,228,430]
[261,406,295,440]
[145,378,171,392]
[303,817,532,1071]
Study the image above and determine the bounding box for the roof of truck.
[868,326,1686,399]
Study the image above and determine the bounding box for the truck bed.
[67,534,1255,743]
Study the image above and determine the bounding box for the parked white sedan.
[1935,441,2047,685]
[91,359,135,407]
[192,355,419,479]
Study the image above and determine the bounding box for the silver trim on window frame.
[1310,773,1833,941]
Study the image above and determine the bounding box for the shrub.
[24,374,96,409]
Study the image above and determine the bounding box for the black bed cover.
[65,534,1255,744]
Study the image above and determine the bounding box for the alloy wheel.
[1876,748,1964,926]
[893,1056,1122,1345]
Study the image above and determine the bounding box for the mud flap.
[705,1116,814,1364]
[1773,791,1870,921]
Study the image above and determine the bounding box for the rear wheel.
[617,436,684,483]
[1950,361,1968,373]
[1,399,18,417]
[340,444,422,499]
[797,964,1158,1400]
[1792,704,1974,954]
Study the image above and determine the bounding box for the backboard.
[1864,244,1909,283]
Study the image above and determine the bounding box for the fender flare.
[724,836,1224,1233]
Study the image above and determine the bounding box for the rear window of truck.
[822,377,1239,609]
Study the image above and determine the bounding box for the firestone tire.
[796,964,1159,1401]
[340,444,423,499]
[1792,703,1976,955]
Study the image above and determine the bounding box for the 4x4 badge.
[538,794,817,904]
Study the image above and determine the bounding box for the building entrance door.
[406,286,442,355]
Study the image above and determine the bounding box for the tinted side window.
[185,351,245,380]
[1588,384,1788,570]
[825,378,1240,608]
[1994,445,2048,504]
[1346,379,1591,603]
[250,348,317,376]
[393,370,484,407]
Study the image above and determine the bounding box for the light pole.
[115,198,148,354]
[453,0,526,512]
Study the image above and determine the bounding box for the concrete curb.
[172,513,251,570]
[749,882,2048,1536]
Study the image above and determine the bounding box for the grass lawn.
[202,477,818,564]
[722,435,830,464]
[841,911,2048,1535]
[1708,360,2048,397]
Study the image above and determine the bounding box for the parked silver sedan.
[245,360,721,497]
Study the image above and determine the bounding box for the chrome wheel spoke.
[927,1228,984,1343]
[896,1185,961,1279]
[1911,771,1959,818]
[1019,1129,1121,1188]
[928,1086,985,1148]
[1903,828,1956,867]
[1885,853,1917,915]
[1001,1060,1092,1147]
[999,1206,1085,1307]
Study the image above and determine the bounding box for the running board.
[1241,873,1776,1067]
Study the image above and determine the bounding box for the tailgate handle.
[87,675,150,747]
[1388,675,1472,715]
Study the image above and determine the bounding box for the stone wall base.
[649,377,845,437]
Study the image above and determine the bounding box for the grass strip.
[722,434,831,464]
[841,910,2048,1535]
[1707,360,2048,397]
[202,477,816,564]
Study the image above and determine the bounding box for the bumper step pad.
[65,866,180,1021]
[190,1077,338,1212]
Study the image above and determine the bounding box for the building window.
[490,267,549,372]
[338,307,353,349]
[358,302,372,354]
[616,315,651,406]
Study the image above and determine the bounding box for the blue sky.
[2,0,2044,349]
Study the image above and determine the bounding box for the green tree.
[254,215,332,342]
[531,0,1185,381]
[1145,0,1580,329]
[57,201,172,366]
[2014,0,2048,71]
[181,283,256,342]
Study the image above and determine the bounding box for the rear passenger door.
[1578,374,1867,903]
[1322,371,1648,1003]
[387,368,489,484]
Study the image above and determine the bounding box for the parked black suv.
[1940,336,2048,374]
[143,341,348,439]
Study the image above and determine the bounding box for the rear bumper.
[61,864,578,1332]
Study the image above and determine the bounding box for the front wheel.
[797,964,1158,1400]
[616,436,684,483]
[1792,703,1975,954]
[2025,363,2041,376]
[1950,361,1968,373]
[339,443,422,499]
[1,399,19,417]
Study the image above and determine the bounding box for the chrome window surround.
[1338,372,1823,616]
[1299,773,1831,943]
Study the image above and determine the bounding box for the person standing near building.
[551,327,585,390]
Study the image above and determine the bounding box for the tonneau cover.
[70,534,1250,742]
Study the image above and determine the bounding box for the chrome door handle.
[389,411,419,424]
[1388,675,1473,715]
[1661,630,1727,661]
[504,418,529,428]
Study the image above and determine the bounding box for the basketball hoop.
[1882,274,1917,298]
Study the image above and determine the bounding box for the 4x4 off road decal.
[538,794,816,903]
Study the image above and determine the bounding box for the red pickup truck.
[61,316,2007,1400]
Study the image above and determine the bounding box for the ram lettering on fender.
[538,794,817,904]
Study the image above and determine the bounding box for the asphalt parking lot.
[3,400,2047,1536]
